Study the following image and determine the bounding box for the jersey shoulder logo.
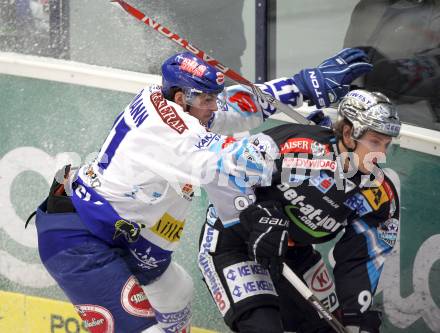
[150,91,188,134]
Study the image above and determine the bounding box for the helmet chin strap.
[340,127,357,153]
[342,138,357,153]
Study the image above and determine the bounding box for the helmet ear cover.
[337,90,401,139]
[161,52,224,100]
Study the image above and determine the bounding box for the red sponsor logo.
[121,276,155,318]
[74,304,114,333]
[221,136,237,149]
[150,92,188,134]
[229,91,258,113]
[311,262,334,292]
[180,58,207,77]
[282,157,336,171]
[321,178,332,190]
[280,138,330,155]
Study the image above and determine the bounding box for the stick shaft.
[282,263,349,333]
[112,0,311,124]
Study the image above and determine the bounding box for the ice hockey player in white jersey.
[32,49,372,333]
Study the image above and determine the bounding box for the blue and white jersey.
[71,78,303,254]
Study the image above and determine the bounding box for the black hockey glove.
[240,201,289,280]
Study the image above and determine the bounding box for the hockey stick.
[282,263,349,333]
[111,0,311,125]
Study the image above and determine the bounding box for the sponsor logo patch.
[150,92,188,134]
[180,58,207,77]
[74,304,114,333]
[303,260,339,313]
[181,183,194,201]
[223,261,277,303]
[362,184,390,211]
[121,276,155,318]
[150,213,185,243]
[282,157,337,172]
[198,226,229,315]
[280,138,330,156]
[344,193,373,216]
[310,171,335,193]
[277,183,342,237]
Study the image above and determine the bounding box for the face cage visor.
[183,88,226,110]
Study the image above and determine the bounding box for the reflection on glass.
[70,0,248,77]
[0,0,50,55]
[344,0,440,131]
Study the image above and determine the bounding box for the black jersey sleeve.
[332,168,400,314]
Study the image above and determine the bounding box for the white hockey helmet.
[337,89,401,139]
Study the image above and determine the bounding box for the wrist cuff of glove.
[293,68,330,108]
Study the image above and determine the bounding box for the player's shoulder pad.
[263,123,334,147]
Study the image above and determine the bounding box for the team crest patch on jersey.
[113,220,145,243]
[282,157,337,172]
[150,92,188,134]
[195,133,221,149]
[362,184,390,211]
[280,138,330,156]
[150,213,185,243]
[377,218,399,247]
[121,276,155,317]
[74,304,115,333]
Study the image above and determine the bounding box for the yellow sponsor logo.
[150,213,185,242]
[362,184,389,211]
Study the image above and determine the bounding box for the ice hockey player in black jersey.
[198,89,401,333]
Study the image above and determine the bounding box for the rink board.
[0,74,439,333]
[0,290,215,333]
